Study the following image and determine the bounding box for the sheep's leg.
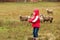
[50,20,52,23]
[43,20,46,23]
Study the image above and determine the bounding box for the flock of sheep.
[20,9,53,23]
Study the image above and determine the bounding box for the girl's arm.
[32,16,38,23]
[28,16,39,23]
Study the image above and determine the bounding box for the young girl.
[28,9,40,40]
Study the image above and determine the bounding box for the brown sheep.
[20,16,28,21]
[19,15,31,26]
[19,15,30,21]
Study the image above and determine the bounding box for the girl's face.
[33,12,35,16]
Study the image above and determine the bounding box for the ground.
[0,2,60,40]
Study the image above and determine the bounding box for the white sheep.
[46,9,53,15]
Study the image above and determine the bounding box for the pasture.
[0,2,60,40]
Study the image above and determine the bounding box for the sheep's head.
[20,16,22,19]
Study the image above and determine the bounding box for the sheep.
[40,14,53,23]
[19,15,31,26]
[43,16,53,23]
[19,15,30,21]
[46,9,53,15]
[20,15,28,21]
[20,15,53,23]
[40,14,44,23]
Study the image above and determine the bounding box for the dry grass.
[0,2,60,40]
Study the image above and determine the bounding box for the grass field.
[0,2,60,40]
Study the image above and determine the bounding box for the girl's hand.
[28,18,32,23]
[28,16,30,19]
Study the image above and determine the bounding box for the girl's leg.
[33,27,39,40]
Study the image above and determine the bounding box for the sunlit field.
[0,2,60,40]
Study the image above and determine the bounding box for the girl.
[28,9,40,40]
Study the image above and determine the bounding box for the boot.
[33,38,36,40]
[33,38,39,40]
